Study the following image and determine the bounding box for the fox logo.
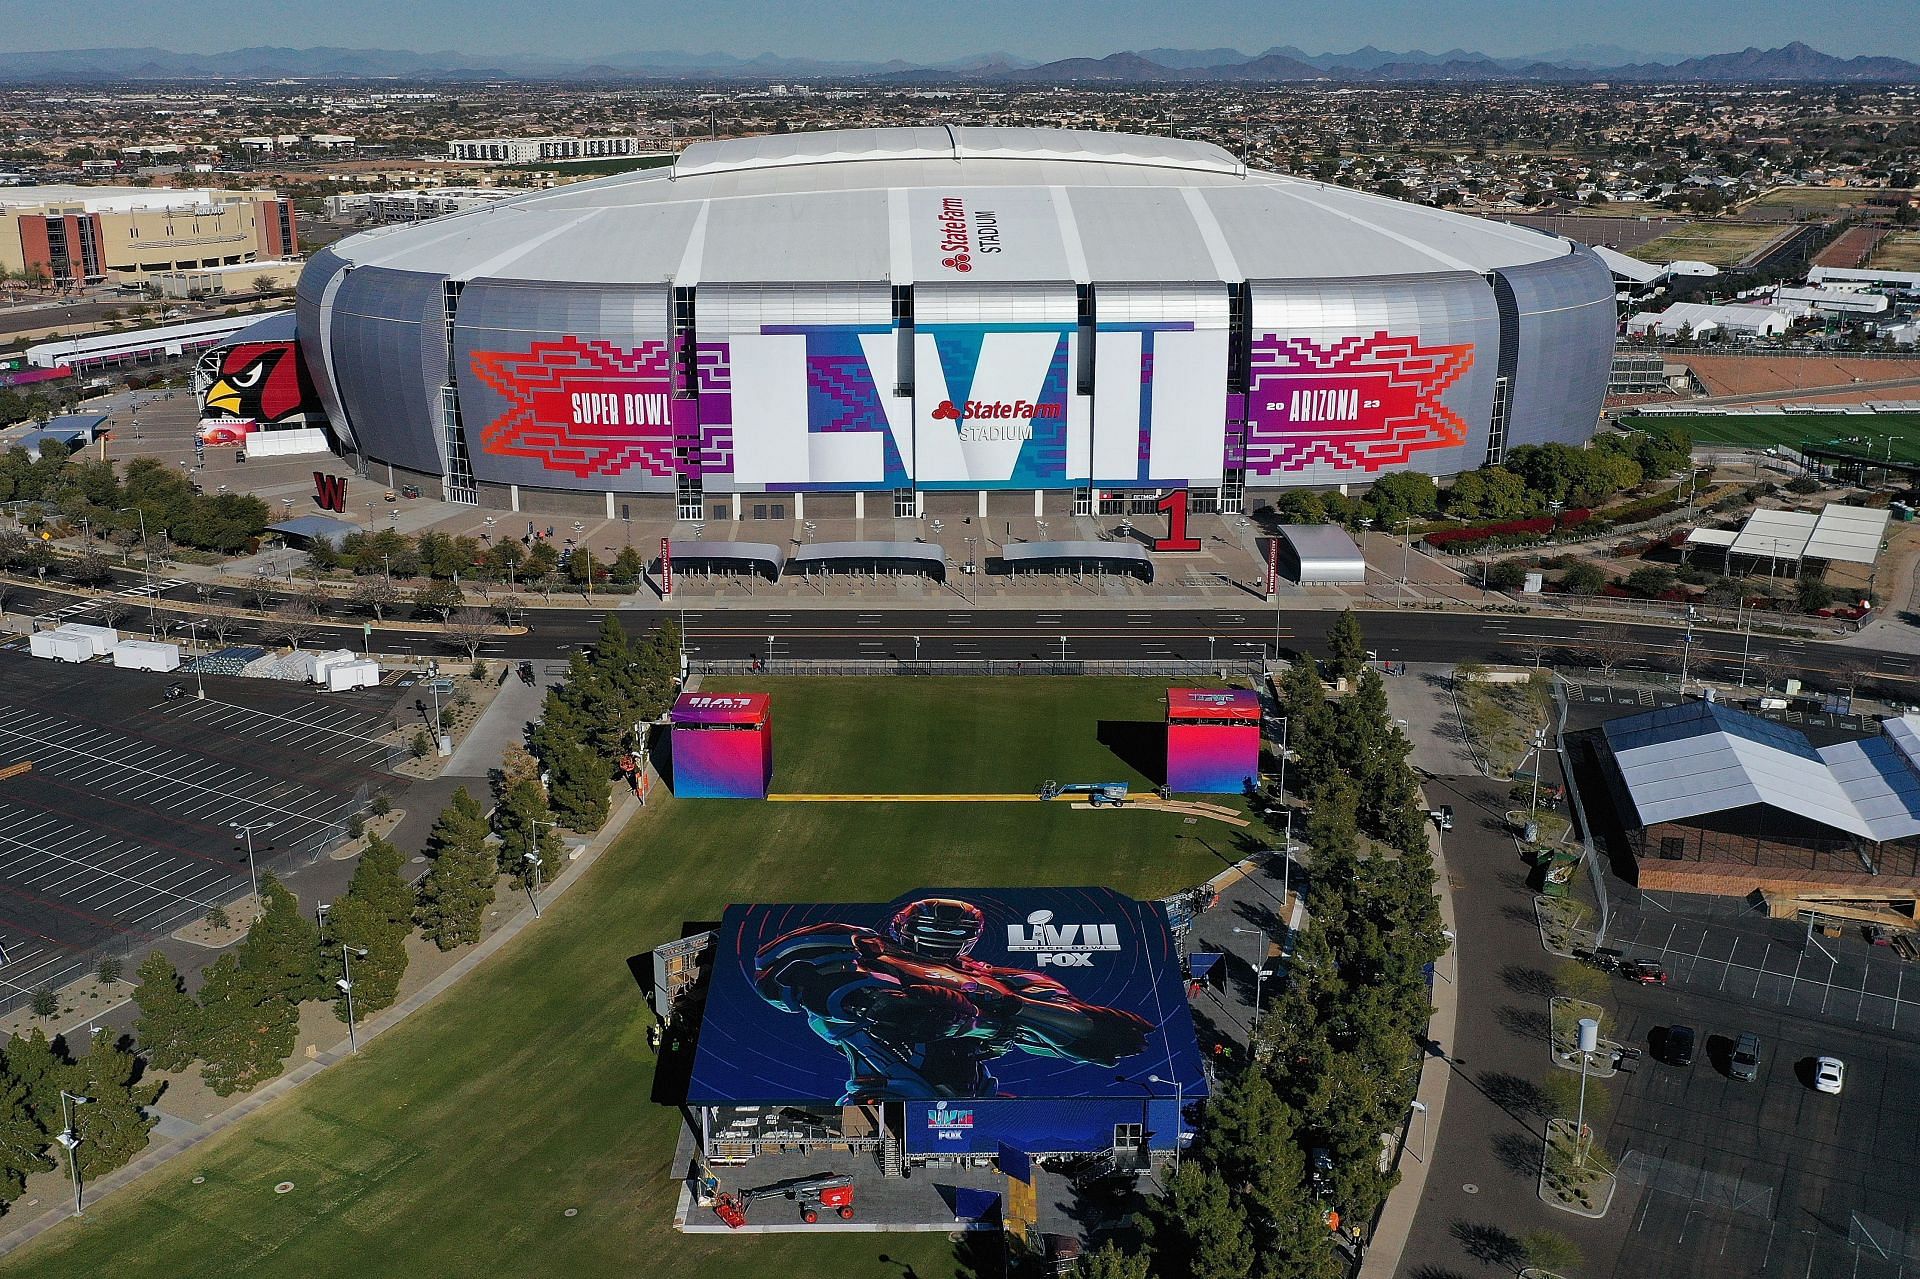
[932,400,961,420]
[312,472,348,513]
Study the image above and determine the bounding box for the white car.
[1813,1056,1845,1095]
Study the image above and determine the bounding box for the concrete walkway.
[0,777,649,1259]
[1359,812,1460,1279]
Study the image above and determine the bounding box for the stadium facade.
[293,126,1615,521]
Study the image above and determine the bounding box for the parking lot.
[1602,895,1920,1278]
[0,652,402,1010]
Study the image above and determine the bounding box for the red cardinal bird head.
[203,341,316,422]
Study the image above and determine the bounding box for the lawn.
[2,680,1239,1279]
[1869,231,1920,273]
[701,676,1211,794]
[1631,222,1783,267]
[1742,186,1878,213]
[1623,412,1920,464]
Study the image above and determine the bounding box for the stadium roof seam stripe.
[1179,186,1242,282]
[1274,183,1482,275]
[1050,185,1091,285]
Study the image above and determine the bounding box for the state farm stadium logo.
[1006,910,1122,968]
[932,397,1060,443]
[936,196,1002,272]
[470,335,681,479]
[1242,332,1475,475]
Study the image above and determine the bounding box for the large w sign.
[313,472,348,512]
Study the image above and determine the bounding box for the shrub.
[470,659,488,680]
[370,793,393,817]
[31,987,57,1017]
[1797,576,1834,612]
[97,956,123,984]
[1487,561,1529,592]
[411,728,433,759]
[1787,475,1821,495]
[346,814,366,839]
[205,903,230,930]
[1561,562,1608,595]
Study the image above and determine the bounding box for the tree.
[544,737,610,831]
[1325,608,1367,686]
[325,835,411,1019]
[195,952,296,1096]
[412,579,463,623]
[1796,574,1834,613]
[1624,565,1675,598]
[271,598,321,649]
[251,273,278,296]
[442,605,495,662]
[1486,560,1528,592]
[1365,471,1439,529]
[610,544,645,585]
[350,574,402,621]
[494,777,567,886]
[415,788,498,950]
[1077,1242,1151,1279]
[0,1053,52,1208]
[1560,561,1608,596]
[1147,1162,1256,1279]
[567,549,602,593]
[1523,1229,1584,1274]
[236,876,326,1006]
[131,951,202,1073]
[64,1029,159,1179]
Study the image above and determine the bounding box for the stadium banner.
[685,888,1208,1113]
[454,280,687,492]
[906,1097,1184,1157]
[1240,276,1497,484]
[200,340,322,424]
[0,365,72,390]
[195,418,256,446]
[1091,284,1231,486]
[911,324,1083,489]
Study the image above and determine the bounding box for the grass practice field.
[3,679,1239,1279]
[1632,222,1784,267]
[1625,412,1920,464]
[1741,186,1883,214]
[1869,231,1920,273]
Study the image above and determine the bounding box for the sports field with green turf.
[1624,412,1920,464]
[1631,221,1784,267]
[2,679,1238,1279]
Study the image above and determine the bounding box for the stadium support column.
[1033,490,1043,518]
[606,492,615,519]
[855,491,865,521]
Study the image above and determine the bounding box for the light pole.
[913,634,921,663]
[1528,729,1548,823]
[1678,604,1697,693]
[1231,926,1268,1034]
[230,820,273,903]
[1438,927,1457,984]
[1207,635,1217,668]
[1400,515,1414,605]
[527,817,560,916]
[57,1091,91,1217]
[1058,634,1068,664]
[1148,1073,1184,1170]
[1275,714,1292,861]
[1574,1017,1599,1171]
[180,617,206,698]
[964,535,976,605]
[766,634,775,670]
[116,505,151,616]
[424,660,449,756]
[1409,1099,1430,1163]
[337,945,369,1053]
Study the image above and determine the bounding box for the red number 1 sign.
[1152,489,1202,553]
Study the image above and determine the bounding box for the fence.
[692,657,1269,679]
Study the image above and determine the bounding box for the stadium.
[291,126,1615,522]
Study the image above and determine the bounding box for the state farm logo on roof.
[934,196,1001,273]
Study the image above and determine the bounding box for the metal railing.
[693,657,1268,678]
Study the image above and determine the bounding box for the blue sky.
[12,0,1920,61]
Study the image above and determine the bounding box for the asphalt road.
[7,568,1914,695]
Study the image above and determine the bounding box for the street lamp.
[1438,927,1457,985]
[1574,1017,1600,1171]
[116,505,152,616]
[1274,714,1293,862]
[337,945,370,1054]
[1408,1099,1430,1163]
[178,617,206,698]
[230,820,274,903]
[527,818,558,917]
[913,634,921,663]
[1148,1073,1184,1170]
[1231,926,1269,1035]
[1678,604,1697,693]
[57,1091,91,1217]
[1207,635,1217,667]
[1058,634,1068,664]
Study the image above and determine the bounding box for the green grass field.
[1742,186,1878,213]
[1624,412,1920,464]
[3,680,1237,1279]
[1632,222,1783,267]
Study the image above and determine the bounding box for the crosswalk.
[34,578,188,624]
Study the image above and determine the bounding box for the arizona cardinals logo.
[202,341,319,424]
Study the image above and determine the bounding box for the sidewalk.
[0,772,651,1259]
[1358,805,1459,1279]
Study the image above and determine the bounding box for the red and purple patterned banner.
[470,336,695,478]
[1242,332,1474,475]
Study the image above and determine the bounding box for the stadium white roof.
[1591,244,1664,285]
[1604,701,1920,842]
[1720,503,1889,566]
[329,126,1582,285]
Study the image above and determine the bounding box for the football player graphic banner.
[200,341,322,425]
[1241,332,1475,476]
[686,888,1207,1107]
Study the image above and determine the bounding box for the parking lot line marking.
[1754,943,1770,997]
[1721,938,1738,990]
[0,827,226,911]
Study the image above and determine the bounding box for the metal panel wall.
[293,246,356,452]
[696,282,907,493]
[1497,247,1616,449]
[327,266,447,476]
[1241,273,1497,486]
[453,280,677,490]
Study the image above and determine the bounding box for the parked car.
[1813,1056,1845,1095]
[1730,1032,1762,1082]
[1619,960,1670,985]
[1663,1024,1696,1067]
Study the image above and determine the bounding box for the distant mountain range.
[0,40,1914,84]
